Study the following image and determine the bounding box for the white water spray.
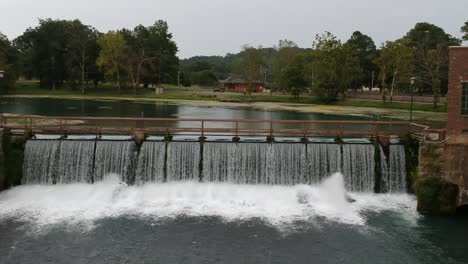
[0,173,417,229]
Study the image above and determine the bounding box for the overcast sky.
[1,0,467,58]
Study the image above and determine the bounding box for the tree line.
[1,19,468,106]
[181,21,468,106]
[0,18,179,94]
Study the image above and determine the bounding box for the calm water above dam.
[0,97,374,120]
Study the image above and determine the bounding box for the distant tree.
[14,19,71,89]
[122,20,179,92]
[13,19,102,90]
[278,55,307,98]
[190,70,218,86]
[462,20,468,40]
[272,39,299,92]
[142,20,179,87]
[310,32,361,103]
[346,31,378,90]
[96,31,127,92]
[240,45,262,95]
[405,22,461,107]
[67,20,100,94]
[0,33,19,93]
[375,38,415,103]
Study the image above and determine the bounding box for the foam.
[0,173,418,229]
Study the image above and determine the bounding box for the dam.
[0,111,464,264]
[20,134,408,193]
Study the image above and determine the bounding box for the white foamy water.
[0,173,418,229]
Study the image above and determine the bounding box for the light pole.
[0,70,4,96]
[410,77,416,123]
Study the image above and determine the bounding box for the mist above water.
[0,173,417,229]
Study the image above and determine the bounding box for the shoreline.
[2,94,447,121]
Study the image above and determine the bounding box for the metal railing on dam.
[0,114,445,141]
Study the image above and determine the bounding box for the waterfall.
[202,142,270,184]
[20,136,408,194]
[22,140,60,184]
[56,140,95,184]
[136,141,166,183]
[166,142,200,181]
[342,144,375,192]
[379,145,390,192]
[93,140,137,183]
[233,143,268,184]
[388,145,407,193]
[266,143,306,185]
[379,145,407,193]
[307,144,341,184]
[203,143,306,185]
[202,142,236,182]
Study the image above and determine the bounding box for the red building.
[447,46,468,136]
[221,75,265,93]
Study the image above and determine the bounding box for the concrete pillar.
[0,128,4,191]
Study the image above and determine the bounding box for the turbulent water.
[0,173,414,227]
[5,148,468,264]
[3,173,467,264]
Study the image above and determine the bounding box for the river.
[0,97,466,264]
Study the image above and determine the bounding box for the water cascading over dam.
[136,138,166,183]
[56,138,95,184]
[23,138,60,184]
[380,144,407,193]
[21,136,408,193]
[93,137,137,183]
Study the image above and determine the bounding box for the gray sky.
[1,0,467,58]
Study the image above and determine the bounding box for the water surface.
[0,176,467,264]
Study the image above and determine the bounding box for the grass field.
[8,80,447,113]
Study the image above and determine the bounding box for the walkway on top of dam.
[0,114,445,142]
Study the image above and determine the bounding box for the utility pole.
[410,77,416,123]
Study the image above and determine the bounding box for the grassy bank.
[8,80,447,113]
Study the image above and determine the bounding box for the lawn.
[8,80,447,113]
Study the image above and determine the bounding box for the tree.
[96,31,127,92]
[189,70,218,86]
[142,20,179,88]
[462,20,468,41]
[310,32,361,103]
[13,19,102,90]
[405,22,461,107]
[346,31,378,90]
[272,39,299,92]
[278,54,307,98]
[375,38,415,103]
[240,45,262,95]
[0,33,19,93]
[14,19,71,89]
[67,20,100,94]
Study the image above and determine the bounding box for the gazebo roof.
[222,75,264,84]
